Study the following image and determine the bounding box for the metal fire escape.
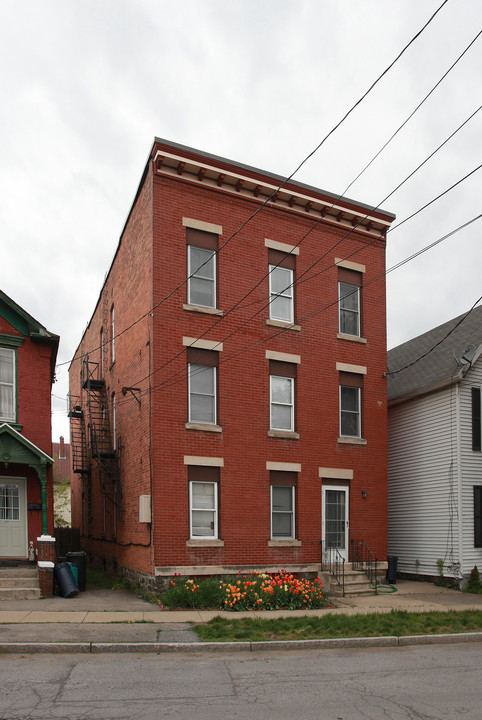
[69,356,122,535]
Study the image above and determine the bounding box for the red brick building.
[0,290,59,558]
[69,139,395,590]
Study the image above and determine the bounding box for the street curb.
[1,632,481,653]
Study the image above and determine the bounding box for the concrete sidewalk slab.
[19,611,87,623]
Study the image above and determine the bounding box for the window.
[270,376,294,431]
[187,347,218,425]
[100,328,105,378]
[269,359,296,432]
[472,388,481,451]
[269,266,294,323]
[0,348,15,422]
[0,483,19,521]
[338,268,362,337]
[187,228,218,309]
[475,486,482,548]
[110,306,115,364]
[271,485,295,539]
[268,248,295,323]
[339,372,363,438]
[112,392,116,450]
[189,466,220,539]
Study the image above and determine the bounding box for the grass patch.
[86,568,118,589]
[193,609,482,642]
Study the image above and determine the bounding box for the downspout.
[455,382,464,577]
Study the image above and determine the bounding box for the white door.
[0,478,27,558]
[322,486,349,562]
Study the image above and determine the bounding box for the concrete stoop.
[0,566,41,600]
[329,569,378,597]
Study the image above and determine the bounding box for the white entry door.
[322,486,349,562]
[0,478,27,558]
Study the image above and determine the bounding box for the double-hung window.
[187,348,218,425]
[269,358,297,433]
[338,268,362,337]
[339,372,363,438]
[189,466,220,539]
[268,249,295,323]
[187,228,218,309]
[0,347,15,422]
[270,471,297,539]
[471,388,481,451]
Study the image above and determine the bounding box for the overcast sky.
[1,0,481,441]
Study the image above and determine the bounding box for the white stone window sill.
[186,539,224,547]
[268,430,300,440]
[183,303,223,316]
[337,436,367,446]
[266,319,301,332]
[268,539,302,547]
[337,333,367,344]
[185,422,223,433]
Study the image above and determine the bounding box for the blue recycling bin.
[66,551,87,591]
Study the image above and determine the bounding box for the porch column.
[36,462,49,535]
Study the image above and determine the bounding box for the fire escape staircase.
[69,357,122,511]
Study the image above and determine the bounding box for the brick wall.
[70,143,391,582]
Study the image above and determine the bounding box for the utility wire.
[137,214,482,400]
[128,107,482,395]
[57,0,450,371]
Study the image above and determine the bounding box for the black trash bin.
[386,556,398,584]
[54,562,79,598]
[66,551,87,592]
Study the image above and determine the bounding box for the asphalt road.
[2,643,481,719]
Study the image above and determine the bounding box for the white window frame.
[269,265,294,323]
[189,481,218,539]
[112,392,116,450]
[188,363,217,425]
[111,306,115,364]
[0,347,16,423]
[338,282,360,337]
[270,485,295,539]
[339,385,361,438]
[188,245,216,308]
[270,375,294,431]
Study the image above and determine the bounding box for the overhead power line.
[57,0,449,372]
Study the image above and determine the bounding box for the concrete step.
[0,587,41,600]
[0,565,41,599]
[0,566,39,579]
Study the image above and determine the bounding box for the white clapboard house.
[387,307,482,587]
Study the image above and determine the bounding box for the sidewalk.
[1,580,481,653]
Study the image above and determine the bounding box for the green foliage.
[193,609,482,642]
[161,571,327,611]
[464,565,482,593]
[436,558,445,577]
[161,576,225,609]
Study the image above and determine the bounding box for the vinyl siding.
[459,361,482,576]
[388,385,461,578]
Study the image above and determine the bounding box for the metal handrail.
[350,539,378,592]
[322,542,345,596]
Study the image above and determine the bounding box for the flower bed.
[161,570,327,611]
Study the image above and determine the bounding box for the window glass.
[339,282,360,336]
[190,481,217,538]
[269,266,293,323]
[0,483,19,521]
[188,246,216,307]
[189,364,216,424]
[271,486,294,538]
[0,348,15,421]
[340,386,360,437]
[270,376,294,431]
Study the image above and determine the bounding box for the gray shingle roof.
[387,305,482,402]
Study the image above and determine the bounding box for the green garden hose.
[375,584,398,593]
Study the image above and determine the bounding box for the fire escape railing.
[350,539,378,593]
